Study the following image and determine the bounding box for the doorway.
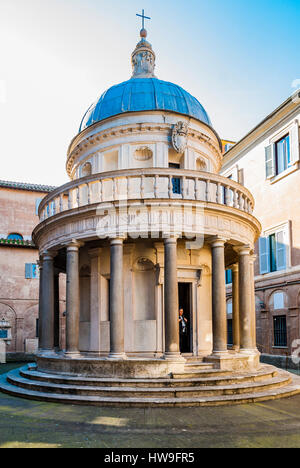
[178,282,192,353]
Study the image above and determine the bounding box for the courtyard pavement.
[0,363,300,448]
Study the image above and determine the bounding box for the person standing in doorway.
[179,308,188,353]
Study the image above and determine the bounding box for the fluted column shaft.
[109,238,126,359]
[41,252,55,351]
[211,239,228,354]
[164,237,180,358]
[232,263,240,351]
[66,242,80,355]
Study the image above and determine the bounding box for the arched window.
[7,233,23,241]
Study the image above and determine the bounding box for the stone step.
[1,372,300,407]
[19,366,278,388]
[172,369,233,379]
[184,363,215,370]
[6,370,291,398]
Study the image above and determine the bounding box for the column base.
[163,352,186,362]
[37,349,56,357]
[239,348,260,355]
[64,351,81,359]
[211,350,229,356]
[107,353,128,360]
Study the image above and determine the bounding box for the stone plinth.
[204,351,261,372]
[36,354,186,378]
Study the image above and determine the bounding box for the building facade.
[0,180,63,358]
[222,96,300,367]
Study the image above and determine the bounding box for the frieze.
[67,123,222,176]
[34,204,258,253]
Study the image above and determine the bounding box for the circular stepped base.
[1,364,300,407]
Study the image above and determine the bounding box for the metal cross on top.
[136,9,151,30]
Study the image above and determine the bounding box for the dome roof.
[79,78,212,132]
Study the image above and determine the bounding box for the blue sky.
[1,0,300,185]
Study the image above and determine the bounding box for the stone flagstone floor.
[1,363,300,448]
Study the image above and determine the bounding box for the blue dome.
[79,78,212,132]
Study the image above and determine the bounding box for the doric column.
[88,248,102,354]
[237,245,256,353]
[41,251,55,351]
[54,272,60,350]
[210,238,228,354]
[164,237,182,359]
[108,238,126,359]
[249,254,257,350]
[232,263,240,351]
[65,241,81,355]
[37,255,44,351]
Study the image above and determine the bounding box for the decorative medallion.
[172,121,189,153]
[134,147,153,161]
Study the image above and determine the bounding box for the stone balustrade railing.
[38,169,254,221]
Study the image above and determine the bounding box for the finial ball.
[140,28,147,38]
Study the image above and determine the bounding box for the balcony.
[39,169,254,222]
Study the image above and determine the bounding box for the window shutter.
[32,264,38,279]
[259,237,270,274]
[276,230,286,271]
[25,263,32,279]
[290,120,300,164]
[265,144,275,179]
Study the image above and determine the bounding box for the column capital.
[110,237,125,246]
[231,263,239,273]
[207,236,227,248]
[163,236,178,246]
[65,240,84,251]
[234,244,252,256]
[42,250,57,261]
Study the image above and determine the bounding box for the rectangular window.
[225,269,232,285]
[169,163,181,195]
[25,263,39,279]
[273,316,287,347]
[259,230,287,274]
[227,319,233,346]
[0,329,8,339]
[275,134,291,175]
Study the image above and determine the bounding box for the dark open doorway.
[178,282,192,353]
